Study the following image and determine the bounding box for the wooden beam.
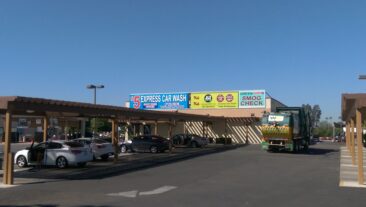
[350,119,356,165]
[246,124,249,145]
[112,119,119,162]
[168,121,173,154]
[6,152,14,185]
[43,116,48,142]
[154,120,158,135]
[3,111,13,185]
[346,122,350,151]
[224,119,228,139]
[356,109,364,185]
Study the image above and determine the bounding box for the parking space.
[0,143,240,185]
[3,142,365,207]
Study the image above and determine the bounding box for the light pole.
[325,116,333,139]
[87,84,104,137]
[359,75,366,80]
[87,84,104,104]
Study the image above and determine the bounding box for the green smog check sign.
[239,90,266,108]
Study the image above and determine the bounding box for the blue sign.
[129,93,189,110]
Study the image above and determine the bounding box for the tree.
[86,118,112,135]
[312,105,321,128]
[302,104,322,135]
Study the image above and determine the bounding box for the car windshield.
[64,142,84,148]
[81,139,92,145]
[33,143,46,149]
[152,136,164,140]
[94,138,108,144]
[262,114,290,126]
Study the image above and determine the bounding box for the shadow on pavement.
[0,205,113,207]
[2,144,245,184]
[0,206,58,207]
[267,142,340,155]
[303,147,339,155]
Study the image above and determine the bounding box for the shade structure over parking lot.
[0,96,257,185]
[341,93,366,186]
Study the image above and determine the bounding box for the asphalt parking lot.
[0,143,239,181]
[1,142,366,207]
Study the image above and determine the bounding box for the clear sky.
[1,0,366,121]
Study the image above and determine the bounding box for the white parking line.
[0,184,18,189]
[107,190,138,198]
[106,185,177,198]
[139,186,177,196]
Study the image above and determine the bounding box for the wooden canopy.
[0,96,260,185]
[342,93,366,122]
[0,96,223,122]
[341,93,365,186]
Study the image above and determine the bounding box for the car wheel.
[77,162,87,167]
[56,156,68,169]
[150,146,158,153]
[120,145,128,153]
[101,154,109,160]
[16,155,28,168]
[191,141,198,148]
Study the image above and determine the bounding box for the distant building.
[126,90,286,144]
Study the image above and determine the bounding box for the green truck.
[261,107,311,152]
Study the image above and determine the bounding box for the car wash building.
[128,90,286,144]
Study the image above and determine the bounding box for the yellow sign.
[190,92,239,109]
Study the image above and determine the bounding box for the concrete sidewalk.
[339,146,366,188]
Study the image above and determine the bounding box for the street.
[0,142,365,207]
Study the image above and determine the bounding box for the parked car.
[14,141,93,169]
[172,134,209,148]
[73,138,114,160]
[120,135,170,153]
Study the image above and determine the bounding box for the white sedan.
[14,141,93,168]
[73,138,114,160]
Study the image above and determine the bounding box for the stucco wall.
[162,120,262,144]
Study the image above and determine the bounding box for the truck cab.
[261,113,295,151]
[261,107,310,152]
